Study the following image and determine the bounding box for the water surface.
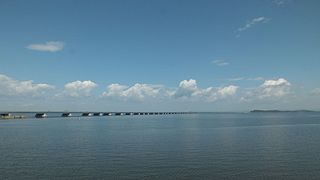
[1,112,320,179]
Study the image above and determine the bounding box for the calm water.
[1,112,320,179]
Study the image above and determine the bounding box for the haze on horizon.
[0,0,320,112]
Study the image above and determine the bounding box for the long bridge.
[1,111,196,119]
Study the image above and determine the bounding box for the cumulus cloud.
[212,60,229,66]
[174,79,238,101]
[103,84,128,97]
[174,79,198,98]
[238,17,270,32]
[242,78,291,101]
[26,41,64,52]
[0,74,54,96]
[217,86,239,98]
[259,78,291,98]
[102,83,165,101]
[262,78,290,86]
[64,80,97,97]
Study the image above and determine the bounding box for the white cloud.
[212,60,229,66]
[227,77,264,82]
[242,78,291,101]
[102,84,128,97]
[273,0,290,6]
[174,79,198,98]
[0,74,54,96]
[260,78,291,98]
[26,41,64,52]
[174,79,238,101]
[218,86,239,98]
[262,78,290,86]
[64,80,97,97]
[102,79,238,102]
[238,17,270,32]
[102,83,165,101]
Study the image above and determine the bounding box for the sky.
[1,0,320,112]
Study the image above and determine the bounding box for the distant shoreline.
[1,110,319,114]
[250,110,317,113]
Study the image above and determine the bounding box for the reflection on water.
[1,112,320,179]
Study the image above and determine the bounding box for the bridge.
[1,111,196,119]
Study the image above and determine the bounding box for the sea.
[1,112,320,179]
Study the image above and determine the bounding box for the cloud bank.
[101,79,238,102]
[2,74,307,111]
[102,83,165,101]
[0,74,54,96]
[0,74,294,102]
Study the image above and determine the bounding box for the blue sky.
[1,0,320,112]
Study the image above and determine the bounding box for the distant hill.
[250,110,316,113]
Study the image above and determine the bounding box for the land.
[250,110,316,113]
[0,114,25,119]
